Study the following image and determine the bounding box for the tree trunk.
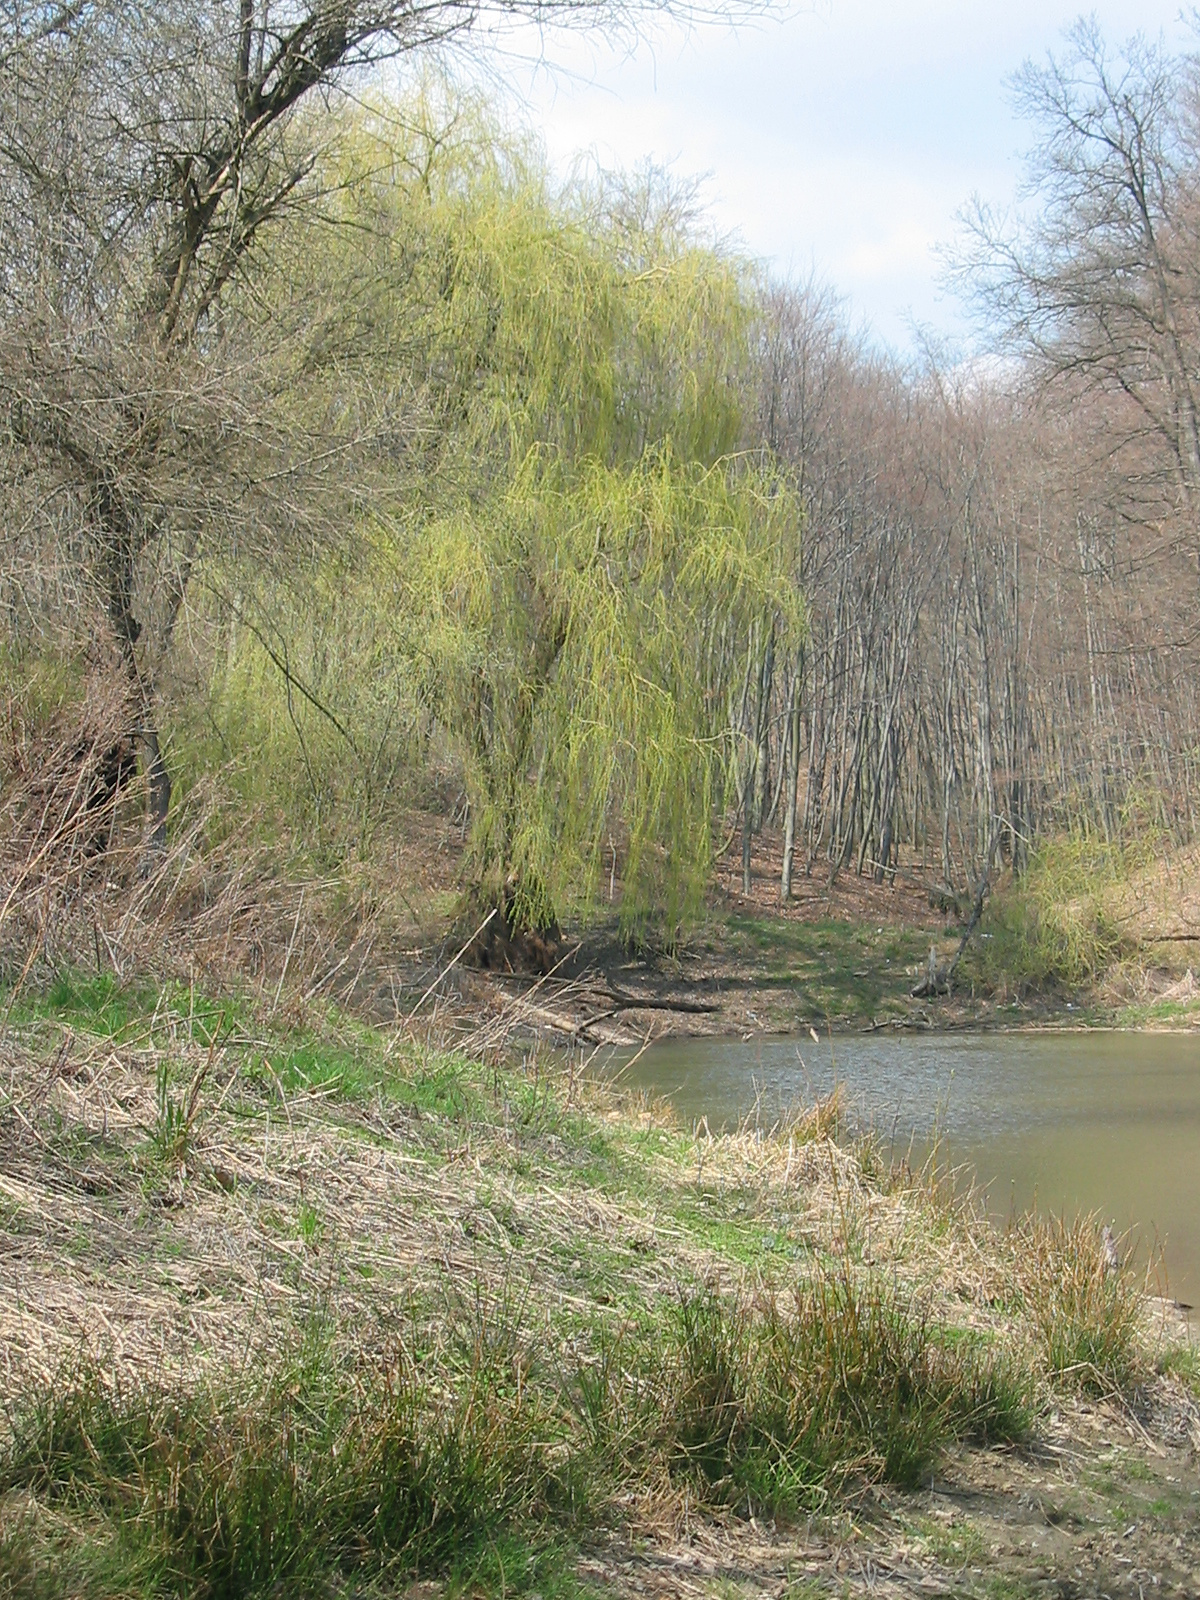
[742,781,753,895]
[102,499,172,855]
[780,663,801,900]
[141,725,171,852]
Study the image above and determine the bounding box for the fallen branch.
[595,985,721,1016]
[496,973,721,1016]
[504,997,640,1043]
[911,822,1000,998]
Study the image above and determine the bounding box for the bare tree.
[961,20,1200,567]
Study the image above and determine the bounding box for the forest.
[3,7,1200,1600]
[6,7,1200,981]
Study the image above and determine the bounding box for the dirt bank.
[369,810,1200,1045]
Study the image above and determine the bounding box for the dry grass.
[1105,839,1200,944]
[0,978,1161,1412]
[2,961,1195,1598]
[0,671,471,1042]
[0,1002,688,1394]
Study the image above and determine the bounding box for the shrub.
[964,831,1133,992]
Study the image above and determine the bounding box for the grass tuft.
[0,1267,1036,1594]
[573,1273,1031,1522]
[1,1328,578,1600]
[1012,1214,1144,1394]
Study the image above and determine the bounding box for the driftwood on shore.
[500,977,720,1044]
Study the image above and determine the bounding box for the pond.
[606,1029,1200,1307]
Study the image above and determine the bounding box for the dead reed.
[1008,1213,1147,1394]
[0,674,417,1029]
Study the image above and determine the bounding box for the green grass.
[984,1577,1044,1600]
[1011,1214,1144,1394]
[659,1280,1030,1510]
[716,914,933,1023]
[909,1512,987,1568]
[297,1201,322,1246]
[0,1322,584,1600]
[1112,992,1200,1027]
[1158,1343,1200,1398]
[2,966,1165,1600]
[0,1274,1031,1599]
[7,971,238,1049]
[4,967,485,1125]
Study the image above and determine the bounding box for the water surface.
[609,1029,1200,1306]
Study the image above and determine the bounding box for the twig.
[1,913,47,1025]
[271,890,305,1015]
[394,907,497,1039]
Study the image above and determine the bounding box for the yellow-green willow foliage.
[383,448,802,937]
[283,86,752,483]
[261,90,804,935]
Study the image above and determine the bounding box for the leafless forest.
[744,25,1200,903]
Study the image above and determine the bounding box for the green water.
[609,1029,1200,1307]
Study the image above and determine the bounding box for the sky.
[474,1,1195,352]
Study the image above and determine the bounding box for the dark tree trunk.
[103,503,172,854]
[780,662,801,901]
[142,725,171,851]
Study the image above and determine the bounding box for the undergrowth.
[963,829,1142,993]
[0,1274,1033,1600]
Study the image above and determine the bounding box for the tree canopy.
[275,102,804,944]
[0,0,764,851]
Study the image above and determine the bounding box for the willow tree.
[389,447,800,952]
[0,0,759,853]
[326,107,804,952]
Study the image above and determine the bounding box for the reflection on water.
[607,1030,1200,1306]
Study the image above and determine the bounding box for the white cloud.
[463,0,1194,350]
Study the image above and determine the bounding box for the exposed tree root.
[459,879,563,976]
